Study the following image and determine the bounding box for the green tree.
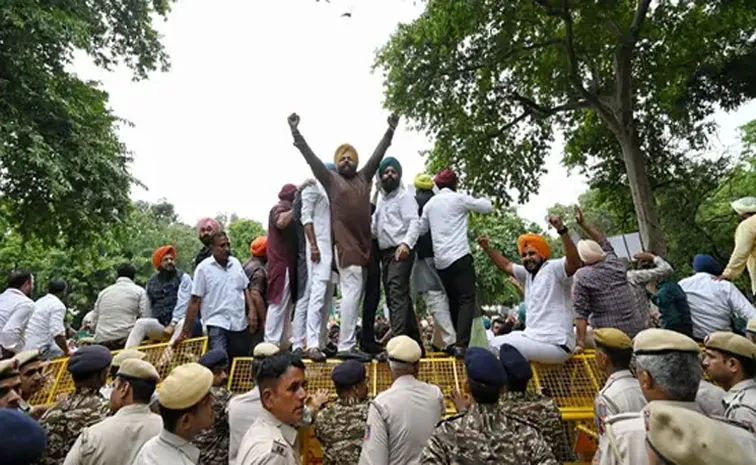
[375,0,756,255]
[228,218,266,261]
[0,0,174,244]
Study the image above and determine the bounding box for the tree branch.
[487,95,588,138]
[629,0,653,43]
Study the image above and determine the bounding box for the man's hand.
[634,252,656,262]
[248,314,259,334]
[549,214,565,232]
[477,236,490,251]
[162,323,176,341]
[309,389,331,410]
[395,244,410,261]
[575,207,584,226]
[450,389,470,412]
[175,327,190,345]
[311,246,321,263]
[388,114,400,130]
[573,343,585,354]
[288,113,301,130]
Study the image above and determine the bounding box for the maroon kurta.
[266,202,298,305]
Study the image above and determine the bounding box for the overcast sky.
[73,0,756,231]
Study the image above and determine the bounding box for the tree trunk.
[616,129,667,255]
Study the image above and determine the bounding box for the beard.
[382,177,399,192]
[524,258,543,274]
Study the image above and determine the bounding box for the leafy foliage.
[375,0,756,254]
[228,218,266,261]
[0,0,174,244]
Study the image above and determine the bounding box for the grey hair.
[388,360,415,373]
[635,352,702,401]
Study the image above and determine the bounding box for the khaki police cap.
[633,328,699,355]
[158,363,212,410]
[593,328,632,350]
[0,360,19,380]
[12,350,41,369]
[386,335,422,363]
[704,332,756,360]
[747,319,756,334]
[117,359,160,382]
[112,350,146,367]
[645,402,746,465]
[253,343,280,358]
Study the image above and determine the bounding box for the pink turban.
[197,217,221,234]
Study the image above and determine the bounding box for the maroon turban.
[278,184,298,202]
[434,168,458,189]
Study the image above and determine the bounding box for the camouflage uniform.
[36,387,111,465]
[314,397,369,465]
[500,391,575,462]
[420,403,559,465]
[194,385,233,465]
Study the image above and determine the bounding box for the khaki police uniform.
[704,331,756,429]
[597,329,756,464]
[133,363,213,465]
[237,408,300,465]
[646,402,748,465]
[358,336,445,465]
[696,380,725,416]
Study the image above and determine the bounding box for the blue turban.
[692,254,723,276]
[378,157,402,178]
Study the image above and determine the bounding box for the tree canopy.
[375,0,756,254]
[0,0,174,245]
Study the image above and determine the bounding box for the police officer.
[0,358,22,409]
[237,352,306,465]
[597,328,756,465]
[101,349,146,399]
[498,344,572,462]
[63,359,162,465]
[315,360,371,465]
[133,363,214,465]
[228,342,280,464]
[422,347,558,464]
[37,345,112,465]
[13,350,46,401]
[194,349,232,465]
[645,402,747,465]
[0,408,47,465]
[703,331,756,429]
[592,328,646,435]
[359,335,444,465]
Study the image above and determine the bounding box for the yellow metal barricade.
[28,337,208,406]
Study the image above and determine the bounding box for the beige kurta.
[723,215,756,294]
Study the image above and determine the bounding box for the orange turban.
[250,236,267,258]
[517,233,551,259]
[152,245,176,269]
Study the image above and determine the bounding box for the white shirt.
[417,188,493,270]
[300,183,333,281]
[513,258,576,348]
[92,277,149,343]
[63,403,162,465]
[24,294,67,354]
[678,272,756,339]
[237,408,300,465]
[0,288,36,353]
[132,429,200,465]
[192,256,249,331]
[372,184,420,251]
[228,387,265,465]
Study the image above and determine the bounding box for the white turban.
[578,240,606,265]
[731,197,756,216]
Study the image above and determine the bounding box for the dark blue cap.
[198,349,229,369]
[0,408,47,464]
[464,347,507,387]
[499,344,533,384]
[331,360,366,386]
[67,345,112,375]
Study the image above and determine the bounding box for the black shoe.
[374,351,388,362]
[323,344,338,358]
[291,348,304,358]
[304,348,327,363]
[336,348,373,363]
[361,341,384,355]
[450,346,466,358]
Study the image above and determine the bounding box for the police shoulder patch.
[271,440,287,456]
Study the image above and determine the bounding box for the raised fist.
[549,214,565,231]
[388,114,400,130]
[288,113,301,130]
